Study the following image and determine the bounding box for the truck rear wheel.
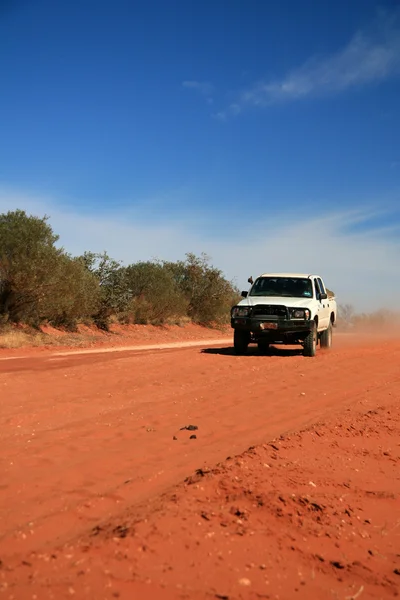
[234,330,250,355]
[320,323,332,349]
[303,324,317,357]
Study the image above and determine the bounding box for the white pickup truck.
[230,272,337,357]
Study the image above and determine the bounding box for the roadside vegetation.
[1,209,394,349]
[0,210,240,337]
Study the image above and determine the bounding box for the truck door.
[316,277,330,329]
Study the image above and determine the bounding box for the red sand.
[0,331,399,599]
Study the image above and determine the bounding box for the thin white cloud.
[214,103,241,121]
[182,80,215,104]
[182,80,214,95]
[0,185,399,312]
[218,10,400,117]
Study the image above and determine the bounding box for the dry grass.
[0,328,99,350]
[0,330,45,349]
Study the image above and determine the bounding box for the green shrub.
[0,210,102,329]
[79,251,130,329]
[43,255,101,330]
[0,210,240,330]
[124,261,188,324]
[164,253,240,325]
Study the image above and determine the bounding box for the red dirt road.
[1,333,400,599]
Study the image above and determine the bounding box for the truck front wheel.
[234,330,250,355]
[303,324,317,357]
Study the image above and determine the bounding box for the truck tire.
[320,323,332,349]
[234,330,250,355]
[257,340,270,354]
[303,324,317,357]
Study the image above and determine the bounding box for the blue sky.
[1,0,400,309]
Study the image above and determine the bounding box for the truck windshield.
[249,277,313,298]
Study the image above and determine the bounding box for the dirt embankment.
[0,322,232,356]
[0,333,399,599]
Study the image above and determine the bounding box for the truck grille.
[252,305,287,318]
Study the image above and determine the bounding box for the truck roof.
[259,272,317,279]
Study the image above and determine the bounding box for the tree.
[42,255,101,329]
[0,210,64,324]
[0,211,240,330]
[164,253,240,325]
[0,210,102,328]
[80,251,130,328]
[124,261,188,324]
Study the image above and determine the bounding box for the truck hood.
[237,296,313,308]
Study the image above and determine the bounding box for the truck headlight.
[290,308,310,319]
[231,306,251,318]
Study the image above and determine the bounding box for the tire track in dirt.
[0,338,233,365]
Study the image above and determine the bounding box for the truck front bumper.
[231,317,314,335]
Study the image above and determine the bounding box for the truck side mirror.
[241,291,248,298]
[319,292,327,300]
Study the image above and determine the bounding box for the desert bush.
[0,212,63,325]
[0,210,61,324]
[43,255,101,330]
[79,251,130,329]
[0,210,240,331]
[123,261,188,324]
[163,253,240,325]
[0,210,102,329]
